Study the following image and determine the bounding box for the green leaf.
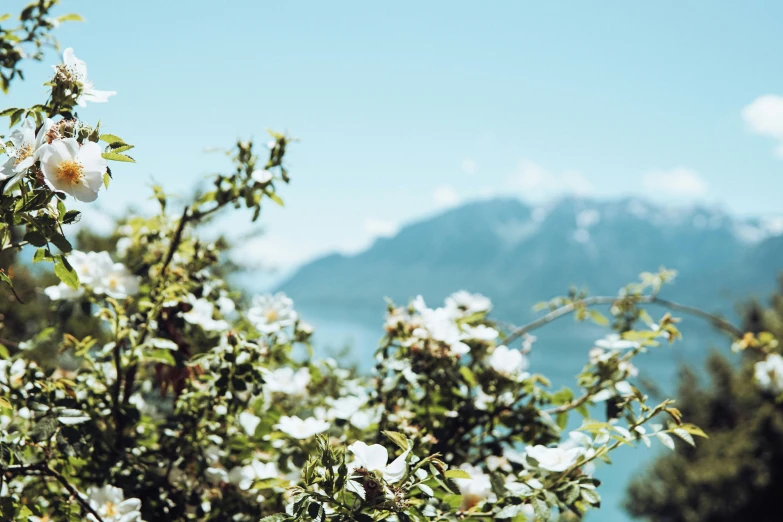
[671,428,696,447]
[459,366,477,387]
[62,210,81,225]
[57,13,84,22]
[655,431,676,450]
[382,430,410,451]
[51,233,72,253]
[258,515,289,522]
[266,190,284,206]
[307,503,324,522]
[99,133,125,145]
[496,504,528,519]
[532,497,549,521]
[23,230,47,247]
[108,144,134,154]
[145,349,176,366]
[8,108,24,128]
[32,248,50,263]
[580,487,601,506]
[0,272,13,289]
[442,494,463,510]
[588,309,609,326]
[101,152,135,163]
[57,409,90,425]
[54,255,79,290]
[30,417,59,442]
[678,423,709,439]
[444,469,471,479]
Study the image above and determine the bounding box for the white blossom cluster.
[44,250,139,301]
[1,49,113,202]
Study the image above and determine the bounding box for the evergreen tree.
[625,280,783,522]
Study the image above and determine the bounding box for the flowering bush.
[0,6,773,522]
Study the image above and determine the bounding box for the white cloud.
[641,167,707,198]
[460,158,479,175]
[363,217,399,238]
[742,94,783,157]
[230,234,312,269]
[433,185,461,208]
[507,159,594,201]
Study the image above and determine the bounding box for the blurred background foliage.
[626,280,783,522]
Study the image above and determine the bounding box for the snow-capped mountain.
[278,197,783,321]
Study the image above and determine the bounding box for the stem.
[1,240,28,251]
[160,205,190,277]
[504,295,744,346]
[112,339,123,444]
[4,463,105,522]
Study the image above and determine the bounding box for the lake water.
[296,303,730,522]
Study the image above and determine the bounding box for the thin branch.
[543,391,593,416]
[505,295,744,346]
[5,463,105,522]
[160,205,190,276]
[1,240,28,251]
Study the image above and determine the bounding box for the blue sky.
[5,1,783,274]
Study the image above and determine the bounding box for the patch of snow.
[576,209,601,229]
[573,229,591,244]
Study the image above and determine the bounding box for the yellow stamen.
[264,308,279,322]
[13,145,33,165]
[105,501,118,516]
[57,159,83,184]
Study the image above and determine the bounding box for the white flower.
[488,345,529,380]
[262,367,310,395]
[38,138,106,202]
[205,467,228,484]
[238,411,261,436]
[44,251,138,300]
[0,359,26,387]
[525,445,585,472]
[93,262,139,299]
[182,295,229,332]
[247,293,298,334]
[595,334,640,351]
[274,415,330,439]
[452,464,494,511]
[251,169,273,184]
[44,282,85,301]
[71,250,109,286]
[347,441,409,483]
[217,295,236,318]
[754,353,783,394]
[618,360,639,379]
[446,290,492,315]
[349,405,383,430]
[327,395,366,420]
[85,485,143,522]
[60,48,116,106]
[592,380,636,402]
[462,324,499,341]
[412,296,470,355]
[229,459,279,490]
[1,119,36,192]
[115,237,133,258]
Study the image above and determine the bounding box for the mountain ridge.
[278,197,783,321]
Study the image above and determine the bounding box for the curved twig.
[4,463,105,521]
[504,295,744,346]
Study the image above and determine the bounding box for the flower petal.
[383,449,410,483]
